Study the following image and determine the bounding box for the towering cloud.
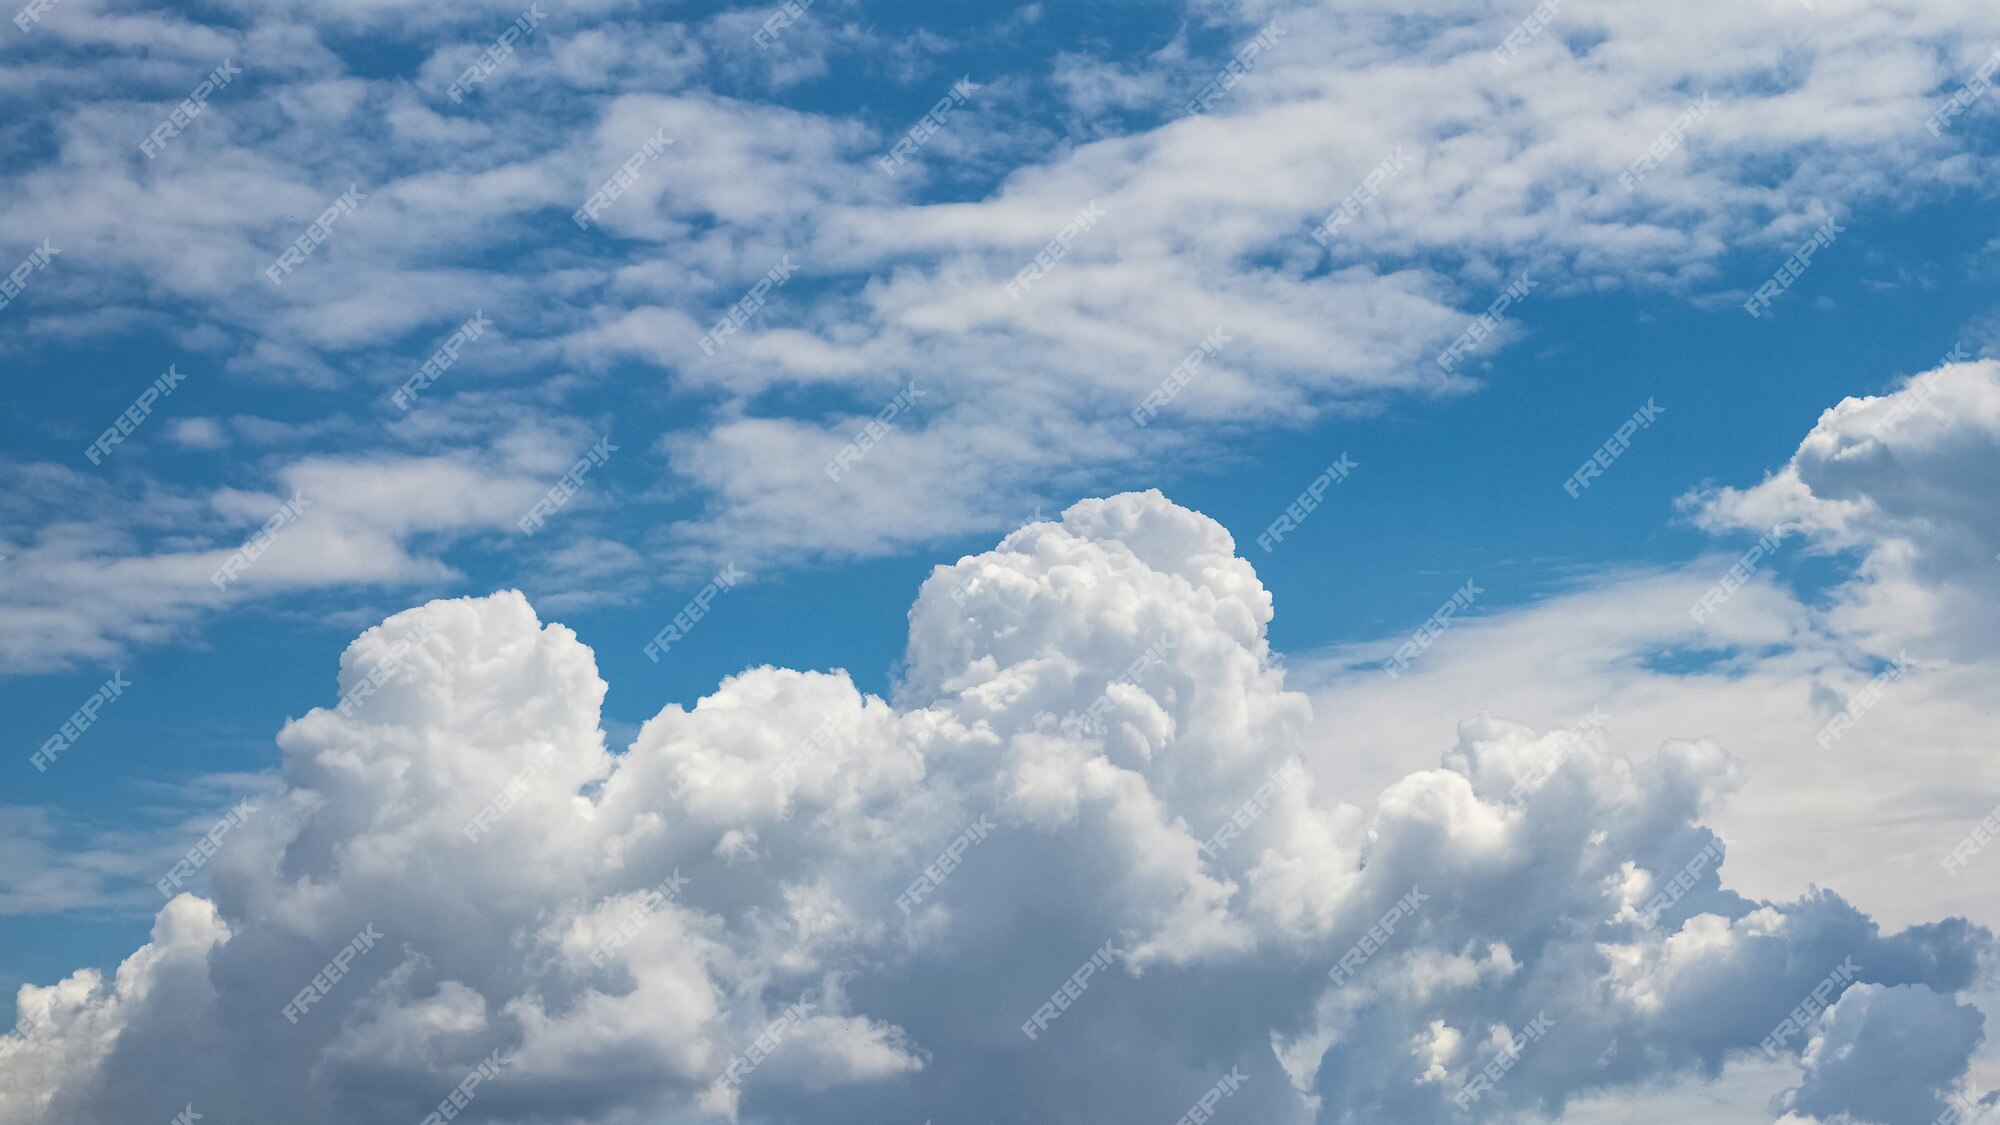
[1,491,1987,1123]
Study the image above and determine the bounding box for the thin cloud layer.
[2,492,1988,1123]
[7,0,2000,668]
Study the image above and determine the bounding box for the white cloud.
[2,491,1987,1124]
[10,0,2000,628]
[1306,360,2000,921]
[0,416,591,672]
[1283,356,2000,1120]
[1692,357,2000,659]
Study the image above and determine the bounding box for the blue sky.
[5,1,2000,1122]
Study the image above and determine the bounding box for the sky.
[3,0,2000,1122]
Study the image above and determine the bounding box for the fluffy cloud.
[1300,359,2000,925]
[1692,357,2000,659]
[1780,983,1987,1125]
[2,492,1987,1124]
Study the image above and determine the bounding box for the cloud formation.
[1693,357,2000,660]
[3,491,1988,1124]
[8,0,2000,668]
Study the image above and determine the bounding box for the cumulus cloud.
[1780,983,1987,1125]
[2,492,1987,1124]
[1692,356,2000,659]
[1297,359,2000,930]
